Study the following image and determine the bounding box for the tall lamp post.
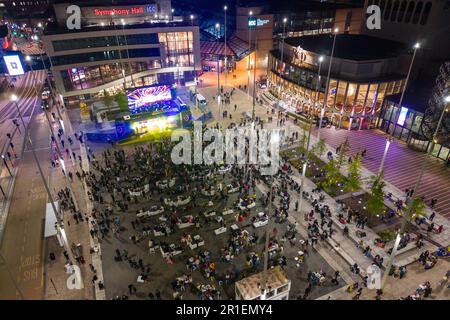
[121,19,134,87]
[215,23,221,125]
[25,56,80,213]
[247,10,253,99]
[190,15,199,109]
[261,132,279,299]
[297,55,324,215]
[224,5,228,88]
[110,13,127,89]
[11,94,83,288]
[317,27,338,141]
[378,42,420,176]
[252,36,258,121]
[277,17,287,106]
[379,94,449,293]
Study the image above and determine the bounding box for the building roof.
[285,34,408,61]
[235,266,289,300]
[269,0,363,13]
[201,33,249,59]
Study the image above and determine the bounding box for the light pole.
[297,55,324,215]
[379,94,449,293]
[224,5,228,88]
[216,22,221,125]
[378,42,420,176]
[1,154,11,176]
[10,94,83,287]
[317,27,338,141]
[110,13,127,89]
[277,17,287,106]
[121,19,134,87]
[247,10,253,99]
[190,15,199,108]
[252,36,258,122]
[261,132,279,299]
[25,56,80,213]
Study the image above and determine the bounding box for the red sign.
[93,7,145,16]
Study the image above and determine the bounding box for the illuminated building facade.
[42,1,201,104]
[268,34,411,130]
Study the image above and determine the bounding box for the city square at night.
[0,0,448,310]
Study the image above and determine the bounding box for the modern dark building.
[268,33,412,129]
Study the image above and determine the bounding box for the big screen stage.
[126,85,172,112]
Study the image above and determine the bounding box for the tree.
[366,175,386,226]
[313,138,327,158]
[346,153,362,192]
[102,90,114,110]
[114,91,129,112]
[336,137,350,170]
[323,159,341,195]
[408,197,426,220]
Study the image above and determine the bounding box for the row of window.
[368,0,433,25]
[52,34,160,52]
[51,48,161,66]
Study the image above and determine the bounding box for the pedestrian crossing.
[311,127,450,219]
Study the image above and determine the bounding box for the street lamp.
[10,93,83,288]
[297,55,324,215]
[120,19,134,87]
[1,154,11,176]
[190,15,194,26]
[247,10,253,98]
[317,27,338,140]
[215,23,221,124]
[110,12,127,89]
[276,17,288,107]
[377,42,420,176]
[224,5,228,88]
[380,93,449,293]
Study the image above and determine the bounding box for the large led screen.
[3,54,25,76]
[397,107,408,126]
[127,85,172,111]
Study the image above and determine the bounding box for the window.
[397,0,408,21]
[420,2,432,25]
[52,34,159,52]
[391,0,400,20]
[412,1,423,23]
[51,48,160,66]
[405,1,415,23]
[345,11,352,30]
[384,0,393,20]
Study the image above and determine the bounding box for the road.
[0,70,49,299]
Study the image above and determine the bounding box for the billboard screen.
[3,54,25,76]
[397,107,408,126]
[126,85,172,111]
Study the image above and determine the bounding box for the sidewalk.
[43,94,105,300]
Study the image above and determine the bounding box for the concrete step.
[393,242,439,267]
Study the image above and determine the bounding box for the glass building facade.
[268,51,405,129]
[45,28,199,99]
[378,99,450,161]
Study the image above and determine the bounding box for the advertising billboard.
[397,107,408,126]
[3,54,25,76]
[126,85,173,111]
